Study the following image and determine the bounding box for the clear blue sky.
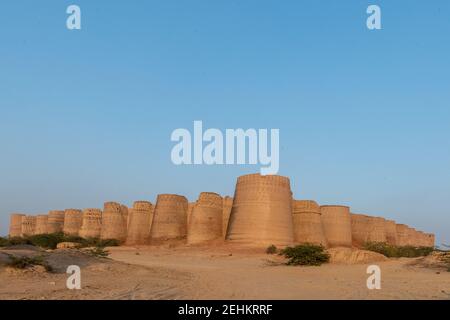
[1,1,449,245]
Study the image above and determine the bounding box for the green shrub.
[1,233,121,250]
[280,244,330,266]
[0,237,11,247]
[363,242,434,258]
[6,254,53,272]
[7,237,32,246]
[397,246,434,257]
[266,245,278,254]
[26,233,65,249]
[363,242,396,257]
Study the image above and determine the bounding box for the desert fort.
[6,173,435,248]
[2,173,448,300]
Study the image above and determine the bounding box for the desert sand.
[1,244,449,300]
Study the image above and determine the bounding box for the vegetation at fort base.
[0,237,12,247]
[0,233,120,250]
[363,242,434,258]
[278,244,330,266]
[4,253,53,272]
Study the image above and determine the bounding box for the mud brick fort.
[7,174,435,248]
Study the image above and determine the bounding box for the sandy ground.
[0,244,449,300]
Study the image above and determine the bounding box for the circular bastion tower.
[226,174,294,247]
[34,215,49,235]
[79,209,102,239]
[150,194,188,242]
[187,192,223,244]
[21,216,37,236]
[101,202,127,241]
[292,200,327,247]
[320,205,352,248]
[366,216,387,243]
[126,201,154,245]
[351,213,370,247]
[63,209,83,236]
[9,213,25,238]
[47,210,65,233]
